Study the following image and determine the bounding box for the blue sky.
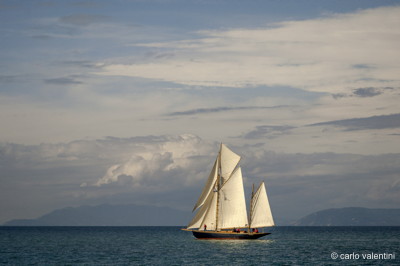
[0,0,399,224]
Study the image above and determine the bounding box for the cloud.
[331,86,395,99]
[2,2,400,223]
[44,77,83,85]
[352,64,373,69]
[60,60,106,69]
[1,134,400,224]
[353,87,382,98]
[242,125,295,139]
[27,12,137,41]
[168,105,286,116]
[0,75,23,83]
[93,134,215,187]
[0,134,217,222]
[240,150,400,218]
[3,4,398,150]
[98,6,400,94]
[30,34,53,40]
[95,153,175,187]
[59,14,111,26]
[308,113,400,131]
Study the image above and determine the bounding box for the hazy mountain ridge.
[4,206,400,226]
[293,207,400,226]
[3,204,190,226]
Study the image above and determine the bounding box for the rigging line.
[251,182,262,218]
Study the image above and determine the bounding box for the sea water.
[0,226,398,265]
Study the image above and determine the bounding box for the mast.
[249,183,255,231]
[215,143,222,231]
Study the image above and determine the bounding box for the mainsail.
[218,166,248,229]
[187,144,274,231]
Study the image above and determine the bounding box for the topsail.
[219,144,241,183]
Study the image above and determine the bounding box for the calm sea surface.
[0,226,398,265]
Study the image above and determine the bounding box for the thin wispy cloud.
[308,113,400,131]
[331,86,396,99]
[0,75,24,83]
[60,60,106,69]
[242,125,296,139]
[59,14,112,26]
[168,105,287,116]
[44,77,83,85]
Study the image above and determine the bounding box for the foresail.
[218,167,248,229]
[192,157,218,212]
[220,144,241,182]
[250,182,275,228]
[187,188,216,229]
[199,191,218,231]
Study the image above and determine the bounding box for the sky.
[0,0,399,224]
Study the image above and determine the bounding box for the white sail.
[218,167,249,229]
[192,157,219,212]
[199,191,218,231]
[187,188,216,229]
[250,182,275,228]
[220,144,241,182]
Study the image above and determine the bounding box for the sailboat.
[182,144,274,239]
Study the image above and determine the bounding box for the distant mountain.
[293,207,400,226]
[3,204,191,226]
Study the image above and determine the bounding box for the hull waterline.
[187,230,270,240]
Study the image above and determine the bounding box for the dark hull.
[191,230,270,240]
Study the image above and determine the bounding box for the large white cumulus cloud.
[93,134,216,187]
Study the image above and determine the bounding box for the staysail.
[187,188,216,229]
[250,182,275,228]
[187,188,219,230]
